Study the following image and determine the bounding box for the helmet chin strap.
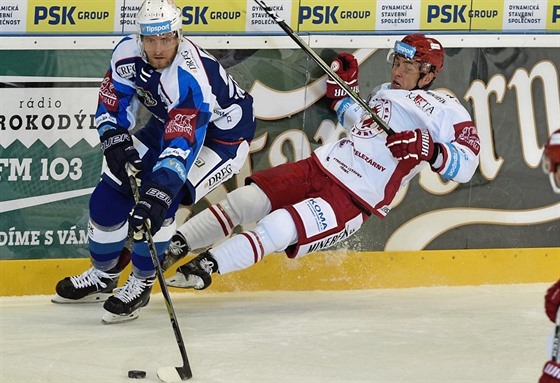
[413,73,428,90]
[414,69,436,90]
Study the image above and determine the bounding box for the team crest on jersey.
[136,87,157,107]
[164,109,198,142]
[98,74,118,112]
[351,99,390,138]
[454,121,480,154]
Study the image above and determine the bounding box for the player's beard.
[149,56,173,69]
[147,47,178,70]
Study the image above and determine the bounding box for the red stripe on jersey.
[210,137,245,146]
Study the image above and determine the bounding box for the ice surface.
[0,284,551,382]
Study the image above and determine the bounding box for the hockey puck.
[128,370,146,379]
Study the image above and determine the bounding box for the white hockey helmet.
[136,0,182,37]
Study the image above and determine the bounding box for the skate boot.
[52,248,131,304]
[166,251,217,290]
[101,273,155,324]
[161,232,190,272]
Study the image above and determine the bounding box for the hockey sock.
[211,208,297,274]
[178,183,271,250]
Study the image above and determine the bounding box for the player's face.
[390,55,433,90]
[142,32,179,69]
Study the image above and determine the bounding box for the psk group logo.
[547,0,560,30]
[176,0,245,32]
[27,0,114,32]
[421,0,502,31]
[296,0,376,31]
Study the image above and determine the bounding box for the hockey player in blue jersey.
[51,0,255,324]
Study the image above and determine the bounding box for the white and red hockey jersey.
[313,82,480,218]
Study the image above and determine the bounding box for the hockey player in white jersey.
[51,0,255,323]
[163,33,481,290]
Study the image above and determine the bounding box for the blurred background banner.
[1,41,559,260]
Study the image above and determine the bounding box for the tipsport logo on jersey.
[296,0,376,31]
[27,0,115,32]
[176,0,245,32]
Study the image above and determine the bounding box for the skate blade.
[165,273,199,289]
[101,309,140,324]
[51,293,112,304]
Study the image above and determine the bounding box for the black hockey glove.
[100,128,143,184]
[129,183,173,241]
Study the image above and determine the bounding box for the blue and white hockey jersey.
[95,34,254,199]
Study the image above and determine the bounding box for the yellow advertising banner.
[26,0,116,33]
[469,0,503,30]
[175,0,246,33]
[420,0,473,30]
[296,0,377,32]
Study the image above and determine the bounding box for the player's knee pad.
[254,208,297,253]
[225,183,271,225]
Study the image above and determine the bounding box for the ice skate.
[52,267,120,304]
[166,251,217,290]
[52,249,131,304]
[101,273,155,324]
[161,233,190,272]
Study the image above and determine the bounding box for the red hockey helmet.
[389,34,445,76]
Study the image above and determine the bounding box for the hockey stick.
[128,171,193,382]
[253,0,394,136]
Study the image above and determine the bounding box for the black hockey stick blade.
[253,0,394,135]
[157,366,192,382]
